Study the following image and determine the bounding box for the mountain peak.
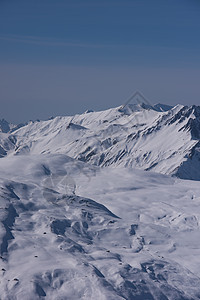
[153,103,173,112]
[118,102,155,115]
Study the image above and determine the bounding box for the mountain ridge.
[1,102,200,180]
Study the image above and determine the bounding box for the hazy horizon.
[0,0,200,123]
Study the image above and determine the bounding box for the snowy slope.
[0,133,16,158]
[1,103,200,299]
[1,154,200,299]
[8,103,200,180]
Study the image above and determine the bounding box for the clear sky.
[0,0,200,123]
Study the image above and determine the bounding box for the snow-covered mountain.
[2,103,200,180]
[1,153,200,299]
[1,103,200,299]
[0,119,25,134]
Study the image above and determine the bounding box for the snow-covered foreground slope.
[2,103,200,180]
[1,154,200,299]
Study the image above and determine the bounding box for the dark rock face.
[0,119,10,133]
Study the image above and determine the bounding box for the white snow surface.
[0,104,200,299]
[3,103,200,180]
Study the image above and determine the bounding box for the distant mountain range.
[1,103,200,180]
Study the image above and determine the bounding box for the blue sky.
[0,0,200,123]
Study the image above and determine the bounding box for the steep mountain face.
[0,133,17,158]
[7,103,200,180]
[0,119,25,134]
[0,119,25,158]
[0,119,11,133]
